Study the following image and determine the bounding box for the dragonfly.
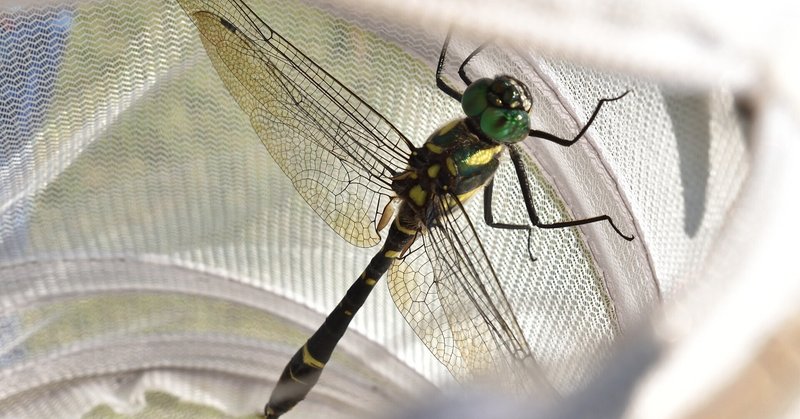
[176,0,633,417]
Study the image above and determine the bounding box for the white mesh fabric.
[0,0,751,417]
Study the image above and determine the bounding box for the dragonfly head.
[462,75,531,144]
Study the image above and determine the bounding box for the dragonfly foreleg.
[435,29,495,102]
[529,90,630,147]
[436,30,463,102]
[457,40,492,86]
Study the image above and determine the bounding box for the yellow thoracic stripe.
[425,143,444,154]
[437,119,460,136]
[409,185,427,206]
[427,164,441,178]
[446,157,458,175]
[457,188,480,203]
[463,145,502,167]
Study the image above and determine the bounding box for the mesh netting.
[0,0,748,417]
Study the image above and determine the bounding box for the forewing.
[177,0,414,247]
[389,194,533,380]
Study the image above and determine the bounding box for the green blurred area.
[24,293,303,352]
[85,392,261,418]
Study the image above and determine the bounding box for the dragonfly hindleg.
[482,179,537,261]
[507,144,634,241]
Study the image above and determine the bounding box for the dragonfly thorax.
[462,75,532,144]
[392,119,504,226]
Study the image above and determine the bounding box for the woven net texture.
[0,0,751,417]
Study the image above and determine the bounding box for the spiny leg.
[482,157,633,258]
[436,30,462,102]
[457,40,492,86]
[530,90,630,147]
[507,144,634,241]
[482,179,537,260]
[436,29,493,101]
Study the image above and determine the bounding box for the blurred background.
[0,0,798,418]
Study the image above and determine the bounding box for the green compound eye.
[479,108,530,143]
[461,78,492,117]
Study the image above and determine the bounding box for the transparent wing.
[389,194,533,380]
[177,0,415,247]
